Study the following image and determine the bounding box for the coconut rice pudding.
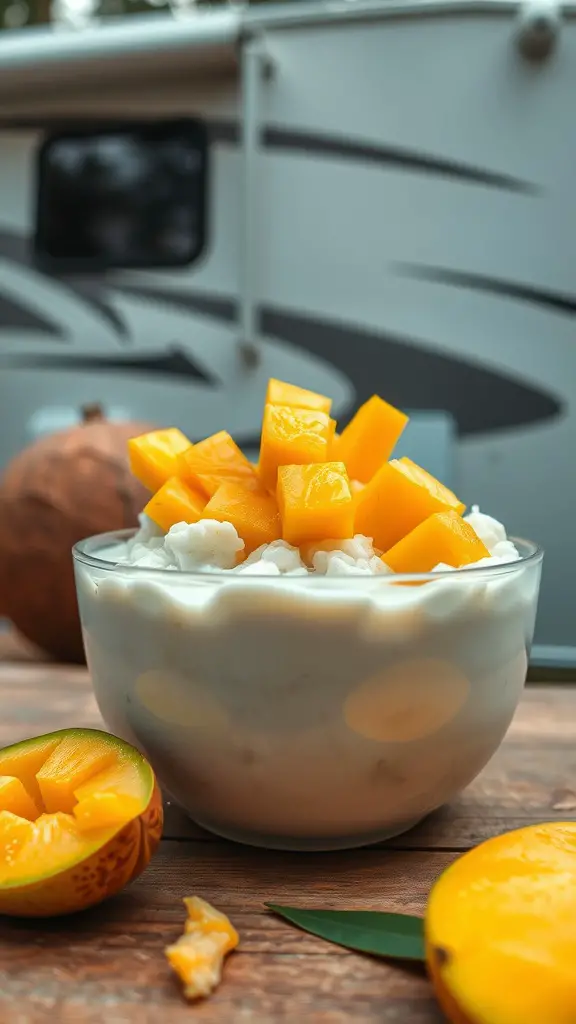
[74,380,542,850]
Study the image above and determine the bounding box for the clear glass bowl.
[73,530,542,852]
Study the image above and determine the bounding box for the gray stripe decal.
[117,283,562,437]
[0,117,540,195]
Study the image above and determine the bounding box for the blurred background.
[0,0,570,670]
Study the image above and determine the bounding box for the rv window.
[34,119,207,272]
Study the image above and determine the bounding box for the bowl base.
[190,813,426,852]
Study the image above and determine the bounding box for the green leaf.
[266,904,425,961]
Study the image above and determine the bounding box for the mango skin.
[424,823,576,1024]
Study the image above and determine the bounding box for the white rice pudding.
[74,508,542,850]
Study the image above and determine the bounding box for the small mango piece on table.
[166,895,239,1001]
[265,377,332,414]
[336,395,409,484]
[0,728,162,917]
[355,456,466,553]
[426,822,576,1024]
[277,462,354,547]
[382,511,489,574]
[144,476,207,532]
[179,430,260,497]
[259,404,335,491]
[128,428,192,492]
[202,481,281,554]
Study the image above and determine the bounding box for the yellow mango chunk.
[144,476,207,533]
[266,378,332,414]
[0,735,61,809]
[166,896,239,1001]
[277,462,354,547]
[398,457,466,515]
[259,404,334,492]
[202,482,281,554]
[73,792,142,832]
[36,735,117,814]
[179,430,260,497]
[0,776,40,821]
[382,511,490,574]
[355,457,466,553]
[337,395,408,483]
[128,429,192,493]
[0,811,35,874]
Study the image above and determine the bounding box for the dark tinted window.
[34,119,208,272]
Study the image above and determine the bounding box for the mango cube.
[202,482,281,554]
[265,378,332,415]
[0,776,39,821]
[382,511,490,573]
[179,430,259,498]
[128,428,192,493]
[277,462,354,547]
[337,395,408,483]
[144,476,207,533]
[259,404,334,492]
[355,457,466,553]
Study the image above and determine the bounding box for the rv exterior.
[0,0,570,662]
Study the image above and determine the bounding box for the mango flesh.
[0,728,162,916]
[383,511,489,573]
[425,822,576,1024]
[277,461,355,547]
[128,428,192,493]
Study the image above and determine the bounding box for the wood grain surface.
[0,632,575,1023]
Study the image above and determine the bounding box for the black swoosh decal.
[0,345,217,384]
[0,293,61,336]
[113,283,562,437]
[395,263,576,317]
[0,229,128,341]
[0,117,539,196]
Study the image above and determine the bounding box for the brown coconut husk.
[0,405,152,663]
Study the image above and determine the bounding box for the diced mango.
[265,378,332,414]
[202,482,281,554]
[128,429,192,493]
[277,462,354,547]
[0,776,40,821]
[179,430,260,498]
[397,457,466,515]
[337,395,408,483]
[355,457,466,553]
[144,476,207,533]
[259,405,333,492]
[382,511,490,574]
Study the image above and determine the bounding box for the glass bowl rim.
[72,528,543,583]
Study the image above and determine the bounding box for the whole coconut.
[0,404,153,663]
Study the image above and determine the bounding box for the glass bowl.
[73,529,542,852]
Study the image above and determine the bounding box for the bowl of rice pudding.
[73,382,543,851]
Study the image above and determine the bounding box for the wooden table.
[1,637,575,1023]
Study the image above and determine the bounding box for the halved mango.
[179,430,260,498]
[259,404,334,492]
[128,428,192,493]
[355,457,466,553]
[144,476,207,533]
[382,511,489,574]
[0,729,162,917]
[202,481,281,554]
[426,822,576,1024]
[337,395,408,484]
[265,378,332,415]
[277,462,354,547]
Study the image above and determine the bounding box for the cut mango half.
[0,728,162,917]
